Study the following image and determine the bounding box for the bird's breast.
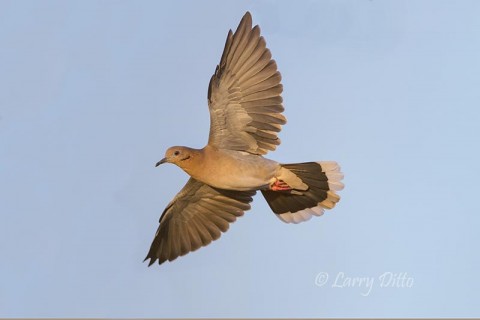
[186,149,279,191]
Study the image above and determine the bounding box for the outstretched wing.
[145,178,256,265]
[207,12,286,155]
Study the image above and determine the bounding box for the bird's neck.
[177,147,206,176]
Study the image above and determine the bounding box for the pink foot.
[271,180,292,191]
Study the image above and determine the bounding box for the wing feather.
[207,12,285,155]
[145,178,256,265]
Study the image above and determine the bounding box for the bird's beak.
[155,158,167,167]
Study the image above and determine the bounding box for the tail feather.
[261,161,344,224]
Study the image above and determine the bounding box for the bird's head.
[156,146,194,168]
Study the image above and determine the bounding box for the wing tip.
[144,252,167,267]
[243,11,253,23]
[144,255,155,267]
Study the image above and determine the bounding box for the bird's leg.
[270,179,292,191]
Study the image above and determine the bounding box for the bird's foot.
[270,179,292,191]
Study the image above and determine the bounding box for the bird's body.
[145,12,344,266]
[181,146,279,191]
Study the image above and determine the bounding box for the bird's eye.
[174,151,180,156]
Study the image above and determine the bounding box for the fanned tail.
[261,161,344,223]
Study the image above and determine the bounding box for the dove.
[145,12,344,266]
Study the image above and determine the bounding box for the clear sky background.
[1,0,480,318]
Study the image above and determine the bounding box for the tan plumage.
[145,12,344,266]
[146,178,255,265]
[207,12,285,155]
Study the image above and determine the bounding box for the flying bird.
[145,12,344,266]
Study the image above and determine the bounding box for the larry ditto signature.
[314,271,414,296]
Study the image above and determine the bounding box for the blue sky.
[1,0,480,317]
